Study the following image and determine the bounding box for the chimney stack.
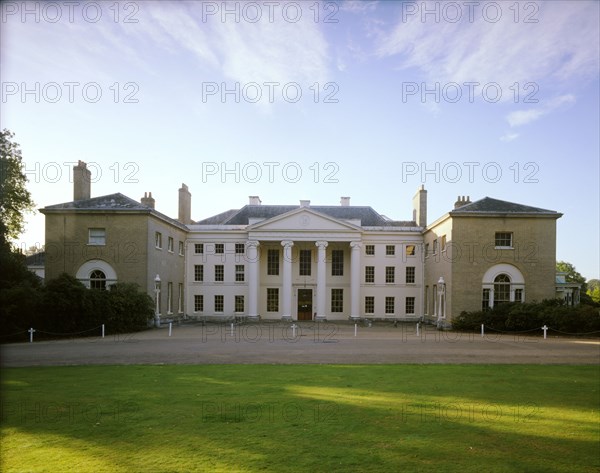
[300,200,310,207]
[412,185,427,227]
[141,192,155,209]
[178,183,192,224]
[249,196,262,205]
[73,160,91,201]
[340,196,350,206]
[454,195,472,209]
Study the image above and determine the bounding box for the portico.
[244,237,362,321]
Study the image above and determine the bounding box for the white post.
[349,242,361,320]
[416,323,420,337]
[542,325,548,339]
[101,324,105,338]
[28,328,35,343]
[315,241,328,320]
[281,241,294,320]
[481,324,484,338]
[246,241,260,320]
[292,323,297,338]
[354,323,357,337]
[169,322,172,337]
[154,274,161,328]
[230,323,234,337]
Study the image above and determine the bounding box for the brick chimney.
[412,185,427,227]
[178,184,192,224]
[340,196,350,206]
[454,195,471,209]
[141,192,155,209]
[73,160,91,201]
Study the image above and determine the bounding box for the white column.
[350,242,361,320]
[246,241,260,320]
[281,241,294,320]
[315,241,328,320]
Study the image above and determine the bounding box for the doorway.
[297,289,313,320]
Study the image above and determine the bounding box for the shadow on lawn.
[1,365,598,473]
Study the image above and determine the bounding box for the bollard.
[481,324,484,338]
[28,327,35,343]
[169,322,172,337]
[542,325,548,340]
[101,324,105,338]
[416,322,420,337]
[354,323,357,337]
[292,324,297,338]
[230,323,234,337]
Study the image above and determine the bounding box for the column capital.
[281,240,294,248]
[315,240,329,249]
[350,241,362,250]
[246,240,260,249]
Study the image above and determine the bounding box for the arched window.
[494,274,511,306]
[90,269,107,290]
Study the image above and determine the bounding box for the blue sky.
[2,0,599,280]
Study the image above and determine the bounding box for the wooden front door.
[297,289,313,321]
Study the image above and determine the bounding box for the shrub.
[0,274,153,342]
[453,299,600,335]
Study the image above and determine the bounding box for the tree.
[588,279,600,292]
[0,129,35,243]
[587,279,600,304]
[556,261,587,293]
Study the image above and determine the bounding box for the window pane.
[365,296,374,314]
[386,266,395,284]
[365,266,374,283]
[299,249,311,276]
[194,295,203,312]
[267,288,279,312]
[331,289,343,313]
[495,232,513,247]
[268,249,279,276]
[406,267,415,284]
[332,250,344,276]
[90,270,106,290]
[89,228,106,245]
[385,297,394,314]
[405,297,415,314]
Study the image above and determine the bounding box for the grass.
[1,364,599,473]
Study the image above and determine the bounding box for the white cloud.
[376,1,599,97]
[500,132,519,142]
[507,94,576,127]
[142,3,331,87]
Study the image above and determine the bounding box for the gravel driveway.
[2,321,599,367]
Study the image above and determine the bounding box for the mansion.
[40,162,567,326]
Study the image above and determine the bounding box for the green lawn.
[1,365,598,473]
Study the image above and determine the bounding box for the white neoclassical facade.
[185,198,424,322]
[42,162,566,325]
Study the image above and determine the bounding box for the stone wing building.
[40,162,563,326]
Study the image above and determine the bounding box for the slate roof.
[197,205,417,227]
[40,193,188,229]
[450,197,560,216]
[42,193,149,211]
[25,252,45,266]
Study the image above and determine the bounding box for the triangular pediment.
[248,208,362,232]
